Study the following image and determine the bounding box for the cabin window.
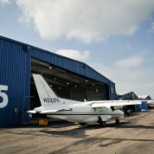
[96,107,108,112]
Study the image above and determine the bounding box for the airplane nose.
[148,100,154,103]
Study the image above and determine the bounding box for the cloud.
[113,56,145,90]
[55,49,90,62]
[115,56,144,69]
[0,0,12,4]
[90,55,154,97]
[152,22,154,30]
[11,0,154,43]
[92,56,144,77]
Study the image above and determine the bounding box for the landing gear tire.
[115,119,120,124]
[98,116,106,127]
[79,123,87,128]
[101,121,106,127]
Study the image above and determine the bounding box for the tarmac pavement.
[0,110,154,154]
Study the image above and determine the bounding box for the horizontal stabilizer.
[40,110,59,114]
[27,110,37,114]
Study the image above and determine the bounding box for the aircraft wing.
[91,100,142,108]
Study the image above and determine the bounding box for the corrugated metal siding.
[0,38,30,127]
[141,102,148,111]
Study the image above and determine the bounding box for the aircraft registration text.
[43,98,60,103]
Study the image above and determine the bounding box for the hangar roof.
[117,91,138,100]
[138,95,151,100]
[117,92,151,100]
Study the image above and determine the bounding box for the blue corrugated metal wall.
[0,37,30,127]
[0,36,115,127]
[141,102,148,111]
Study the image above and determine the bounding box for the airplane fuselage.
[35,102,124,124]
[48,110,124,124]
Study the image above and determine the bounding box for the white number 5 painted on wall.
[0,85,8,108]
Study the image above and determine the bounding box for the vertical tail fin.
[33,74,60,106]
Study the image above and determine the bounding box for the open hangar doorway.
[30,58,109,111]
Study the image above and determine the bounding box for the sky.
[0,0,154,98]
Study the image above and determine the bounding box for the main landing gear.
[98,116,106,127]
[115,119,120,124]
[79,123,87,128]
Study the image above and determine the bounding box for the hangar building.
[117,91,138,100]
[0,36,116,127]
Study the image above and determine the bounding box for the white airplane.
[28,74,154,126]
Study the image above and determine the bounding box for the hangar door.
[30,58,108,109]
